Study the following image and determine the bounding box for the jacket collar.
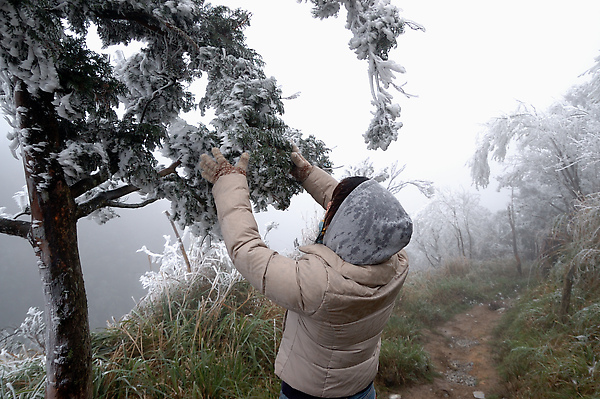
[299,244,398,287]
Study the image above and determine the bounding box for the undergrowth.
[495,281,600,399]
[494,256,600,399]
[376,256,528,392]
[0,252,530,398]
[90,278,283,399]
[493,193,600,399]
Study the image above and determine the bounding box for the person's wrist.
[291,152,312,182]
[214,164,247,182]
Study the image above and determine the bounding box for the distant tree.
[0,1,420,397]
[470,55,600,316]
[411,199,446,268]
[469,90,600,262]
[471,102,599,207]
[410,188,498,269]
[470,49,600,213]
[342,157,434,197]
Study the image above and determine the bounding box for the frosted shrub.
[566,193,600,289]
[0,307,45,356]
[16,307,45,354]
[136,230,240,315]
[0,307,46,383]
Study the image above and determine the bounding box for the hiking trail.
[390,302,510,399]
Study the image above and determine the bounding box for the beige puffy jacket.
[213,166,409,398]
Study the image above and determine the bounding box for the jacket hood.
[323,179,412,265]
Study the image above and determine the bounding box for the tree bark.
[507,203,523,276]
[559,262,577,323]
[15,84,92,399]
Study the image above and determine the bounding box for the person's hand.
[290,144,312,182]
[200,148,249,184]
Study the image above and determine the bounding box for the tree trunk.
[559,262,577,323]
[16,84,92,399]
[507,203,523,276]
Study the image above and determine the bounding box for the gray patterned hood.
[323,179,412,265]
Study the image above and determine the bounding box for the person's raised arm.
[199,148,328,315]
[290,145,338,210]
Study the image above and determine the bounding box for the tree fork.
[15,83,92,399]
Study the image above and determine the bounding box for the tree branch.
[0,217,31,239]
[92,8,204,53]
[106,197,159,209]
[139,80,176,125]
[92,9,164,35]
[75,160,181,219]
[70,168,111,199]
[158,160,181,177]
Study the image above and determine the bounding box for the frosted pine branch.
[302,0,424,150]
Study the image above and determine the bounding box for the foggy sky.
[0,126,173,329]
[2,0,600,329]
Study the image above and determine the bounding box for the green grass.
[378,314,433,388]
[494,282,600,399]
[0,256,532,398]
[0,357,45,399]
[91,281,283,399]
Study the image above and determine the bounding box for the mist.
[2,0,599,332]
[0,119,173,330]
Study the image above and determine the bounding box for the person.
[199,146,412,399]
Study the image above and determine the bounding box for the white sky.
[1,1,600,326]
[3,0,600,252]
[214,0,600,251]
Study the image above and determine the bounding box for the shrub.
[378,314,433,387]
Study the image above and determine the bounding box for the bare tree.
[342,158,435,197]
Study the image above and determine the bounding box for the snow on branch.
[0,217,30,238]
[75,160,181,220]
[342,157,434,197]
[303,0,424,150]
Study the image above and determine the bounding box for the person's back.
[199,147,412,398]
[276,244,409,397]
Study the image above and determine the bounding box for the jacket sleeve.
[301,166,338,209]
[212,173,328,315]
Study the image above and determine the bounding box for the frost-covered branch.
[76,160,181,219]
[139,80,177,125]
[304,0,424,150]
[69,168,112,199]
[92,8,165,35]
[106,198,159,209]
[342,157,434,197]
[0,217,30,239]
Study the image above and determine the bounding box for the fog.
[2,0,600,331]
[0,124,174,329]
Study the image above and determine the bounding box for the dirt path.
[390,303,510,399]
